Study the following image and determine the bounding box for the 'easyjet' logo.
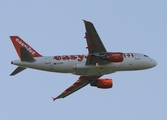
[54,55,87,62]
[16,38,36,55]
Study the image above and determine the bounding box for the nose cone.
[152,59,157,67]
[148,58,157,68]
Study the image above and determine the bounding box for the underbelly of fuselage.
[52,62,120,76]
[72,67,116,76]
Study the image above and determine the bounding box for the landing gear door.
[135,54,140,60]
[45,57,50,64]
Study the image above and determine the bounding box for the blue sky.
[1,0,167,119]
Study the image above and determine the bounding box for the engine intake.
[91,78,113,89]
[101,52,123,62]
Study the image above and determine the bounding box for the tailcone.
[11,59,22,66]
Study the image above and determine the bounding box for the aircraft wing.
[83,20,107,53]
[52,75,100,101]
[83,20,109,65]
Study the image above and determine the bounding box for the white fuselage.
[11,53,157,76]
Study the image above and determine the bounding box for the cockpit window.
[144,55,148,57]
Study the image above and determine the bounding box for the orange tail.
[10,36,42,58]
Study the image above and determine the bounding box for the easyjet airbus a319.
[10,20,157,101]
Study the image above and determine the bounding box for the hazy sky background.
[0,0,166,120]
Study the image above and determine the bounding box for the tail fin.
[10,47,35,76]
[10,36,42,58]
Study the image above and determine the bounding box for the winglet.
[82,19,88,23]
[52,97,56,101]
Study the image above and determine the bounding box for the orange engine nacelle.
[90,78,113,89]
[101,52,124,62]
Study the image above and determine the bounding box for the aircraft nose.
[148,58,157,68]
[152,59,157,67]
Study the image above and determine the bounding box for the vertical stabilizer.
[10,36,42,58]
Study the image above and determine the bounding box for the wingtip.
[52,97,56,101]
[82,19,88,23]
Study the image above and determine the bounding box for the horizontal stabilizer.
[20,47,35,62]
[10,67,26,76]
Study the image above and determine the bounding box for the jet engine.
[101,52,124,62]
[90,78,113,89]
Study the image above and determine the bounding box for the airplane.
[10,20,157,101]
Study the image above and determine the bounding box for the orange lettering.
[54,56,61,60]
[54,55,86,61]
[62,55,70,60]
[131,53,134,57]
[77,55,84,62]
[123,54,126,58]
[70,55,77,60]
